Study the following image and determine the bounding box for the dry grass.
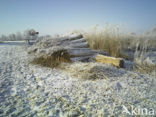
[59,62,107,80]
[134,64,156,75]
[59,62,97,79]
[84,25,129,58]
[31,50,71,68]
[60,62,125,80]
[81,25,156,75]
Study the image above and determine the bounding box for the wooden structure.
[62,34,108,62]
[66,35,124,67]
[29,34,124,68]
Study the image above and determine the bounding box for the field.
[0,26,156,116]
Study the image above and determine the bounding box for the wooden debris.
[29,34,124,67]
[65,34,108,62]
[95,54,124,68]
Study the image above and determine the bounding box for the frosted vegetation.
[72,25,156,75]
[0,29,38,41]
[26,25,156,76]
[0,25,156,116]
[0,24,156,74]
[0,25,155,75]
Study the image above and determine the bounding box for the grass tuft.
[31,50,71,68]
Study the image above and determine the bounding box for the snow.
[0,42,156,116]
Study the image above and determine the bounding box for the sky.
[0,0,156,35]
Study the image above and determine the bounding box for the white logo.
[122,105,155,115]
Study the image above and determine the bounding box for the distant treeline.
[0,29,39,41]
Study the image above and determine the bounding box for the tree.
[8,34,16,41]
[16,32,22,40]
[24,29,39,44]
[1,35,8,41]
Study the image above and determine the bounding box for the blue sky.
[0,0,156,35]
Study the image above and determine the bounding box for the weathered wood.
[68,48,95,57]
[92,50,108,56]
[95,54,124,68]
[69,41,89,48]
[71,55,93,62]
[68,34,83,41]
[70,38,86,43]
[30,34,125,67]
[61,37,86,47]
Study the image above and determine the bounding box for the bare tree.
[1,35,8,41]
[8,34,16,41]
[24,29,39,44]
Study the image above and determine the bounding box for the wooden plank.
[68,48,91,51]
[68,34,83,41]
[70,38,86,43]
[61,37,85,46]
[92,50,108,56]
[69,52,94,57]
[71,56,93,62]
[68,48,95,57]
[95,54,124,68]
[69,41,89,48]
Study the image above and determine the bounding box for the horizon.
[0,0,156,36]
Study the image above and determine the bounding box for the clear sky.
[0,0,156,35]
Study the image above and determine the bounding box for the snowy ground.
[0,42,156,117]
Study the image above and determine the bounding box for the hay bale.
[95,54,124,68]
